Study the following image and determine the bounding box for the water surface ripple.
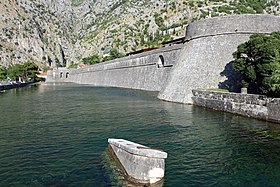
[1,83,280,186]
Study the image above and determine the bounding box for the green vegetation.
[70,0,85,6]
[7,64,25,81]
[69,63,78,69]
[212,0,278,15]
[233,32,280,97]
[1,61,39,82]
[143,32,172,48]
[103,48,124,61]
[79,0,280,56]
[234,0,267,13]
[80,49,124,65]
[42,66,52,73]
[0,66,7,80]
[206,88,229,92]
[154,13,167,31]
[82,54,102,65]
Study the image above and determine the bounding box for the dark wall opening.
[158,55,164,68]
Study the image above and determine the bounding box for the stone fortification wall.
[47,44,183,91]
[192,90,280,123]
[47,67,70,83]
[158,14,280,104]
[47,14,280,107]
[0,82,31,91]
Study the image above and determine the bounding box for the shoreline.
[0,82,33,92]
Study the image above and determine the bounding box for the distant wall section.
[47,68,70,83]
[47,44,183,91]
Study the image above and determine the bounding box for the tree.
[7,64,24,81]
[0,66,7,80]
[233,32,280,96]
[103,48,124,62]
[110,48,124,59]
[23,60,39,80]
[6,61,39,82]
[82,54,101,65]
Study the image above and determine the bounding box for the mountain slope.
[0,0,279,68]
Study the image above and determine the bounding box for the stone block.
[108,138,167,185]
[268,99,280,123]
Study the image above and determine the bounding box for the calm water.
[1,83,280,187]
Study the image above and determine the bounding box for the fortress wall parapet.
[185,14,280,41]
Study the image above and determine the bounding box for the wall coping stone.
[192,89,269,100]
[192,89,280,123]
[108,138,168,159]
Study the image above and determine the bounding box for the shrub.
[82,54,102,65]
[233,32,280,97]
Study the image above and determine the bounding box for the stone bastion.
[158,14,280,104]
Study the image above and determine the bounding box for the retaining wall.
[47,44,183,91]
[158,14,280,104]
[192,90,280,123]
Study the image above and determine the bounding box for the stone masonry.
[192,90,280,123]
[158,14,280,104]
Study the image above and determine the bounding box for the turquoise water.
[1,83,280,186]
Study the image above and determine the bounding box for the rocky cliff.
[0,0,279,68]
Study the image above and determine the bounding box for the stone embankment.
[0,83,30,91]
[192,90,280,123]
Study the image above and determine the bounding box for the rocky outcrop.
[0,0,76,67]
